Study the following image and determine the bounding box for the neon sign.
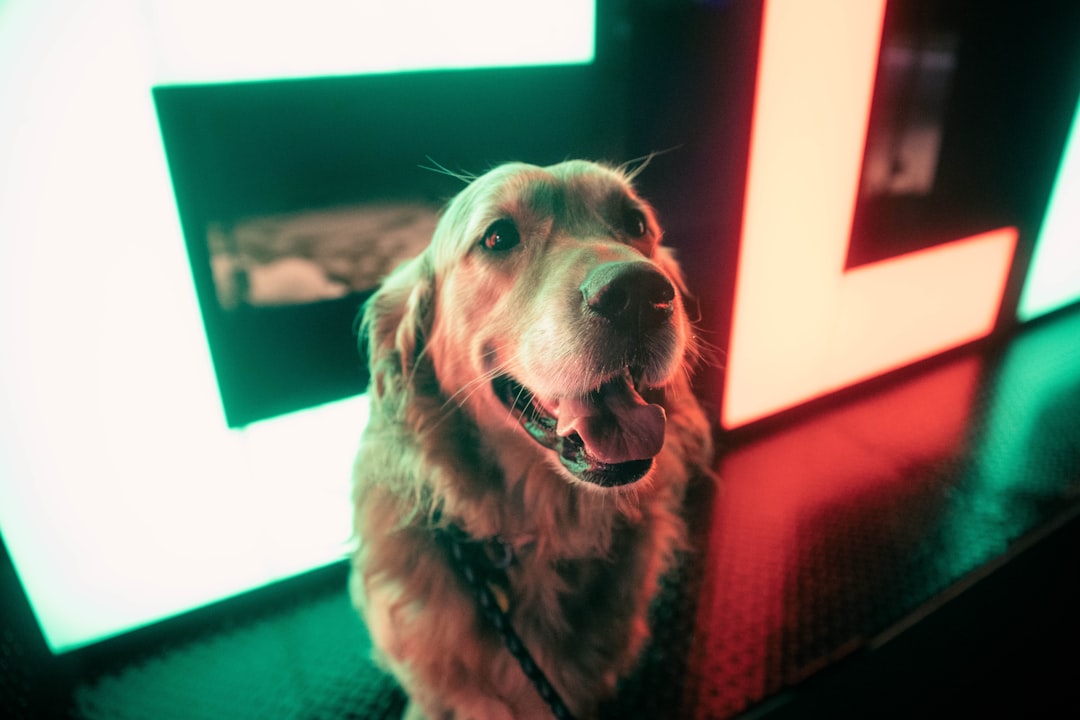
[722,0,1019,429]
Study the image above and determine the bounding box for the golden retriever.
[350,160,713,719]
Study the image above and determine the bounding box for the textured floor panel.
[685,309,1080,718]
[74,593,404,720]
[68,309,1080,720]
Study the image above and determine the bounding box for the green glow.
[1018,91,1080,321]
[0,0,595,656]
[146,0,596,84]
[941,307,1080,580]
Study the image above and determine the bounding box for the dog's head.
[362,160,698,489]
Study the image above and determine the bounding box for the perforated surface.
[684,309,1080,718]
[65,308,1080,719]
[73,592,405,720]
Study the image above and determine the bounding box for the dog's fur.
[350,160,713,719]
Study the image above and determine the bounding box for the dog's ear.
[358,250,435,396]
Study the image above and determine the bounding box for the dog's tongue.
[555,372,666,464]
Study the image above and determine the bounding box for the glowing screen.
[0,0,595,653]
[146,0,595,84]
[1018,91,1080,321]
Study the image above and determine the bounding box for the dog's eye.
[622,208,648,238]
[480,219,521,252]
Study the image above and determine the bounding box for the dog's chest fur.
[353,418,686,716]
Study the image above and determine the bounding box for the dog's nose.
[582,261,676,331]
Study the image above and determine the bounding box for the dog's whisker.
[420,370,509,435]
[439,345,520,412]
[618,147,681,181]
[442,366,502,410]
[507,381,535,426]
[419,156,476,184]
[690,332,725,370]
[527,401,547,425]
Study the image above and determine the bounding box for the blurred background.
[1,1,1078,718]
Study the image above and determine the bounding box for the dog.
[350,160,713,719]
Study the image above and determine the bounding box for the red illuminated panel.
[722,0,1017,429]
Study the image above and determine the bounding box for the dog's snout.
[582,261,675,330]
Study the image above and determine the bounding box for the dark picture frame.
[153,64,629,426]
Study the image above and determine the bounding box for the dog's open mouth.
[492,368,666,487]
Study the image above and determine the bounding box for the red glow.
[722,0,1017,429]
[688,355,983,717]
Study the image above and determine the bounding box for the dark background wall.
[154,0,1080,426]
